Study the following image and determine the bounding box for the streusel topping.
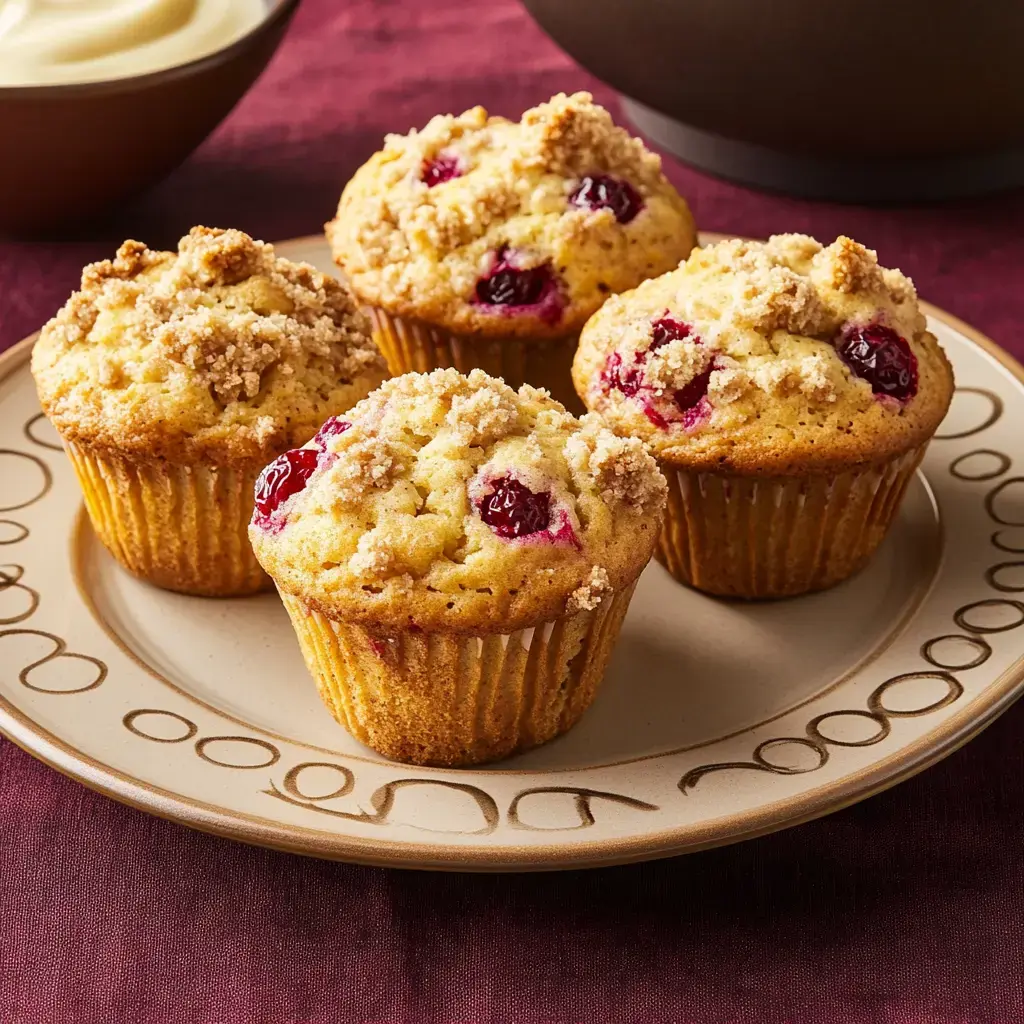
[32,227,388,462]
[250,368,666,631]
[573,234,955,473]
[326,92,697,337]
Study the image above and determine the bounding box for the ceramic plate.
[2,235,1023,871]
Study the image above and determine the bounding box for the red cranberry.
[477,475,551,538]
[602,315,707,427]
[311,417,351,449]
[837,323,918,401]
[421,151,463,187]
[673,365,714,425]
[473,247,564,325]
[570,174,644,224]
[600,351,644,398]
[649,316,694,351]
[253,448,319,522]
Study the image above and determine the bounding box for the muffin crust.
[327,92,697,338]
[32,227,387,464]
[250,368,666,632]
[573,235,955,475]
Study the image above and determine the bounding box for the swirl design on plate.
[5,382,1024,841]
[681,384,1013,792]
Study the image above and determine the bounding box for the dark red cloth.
[1,2,1022,1021]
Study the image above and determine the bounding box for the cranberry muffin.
[249,368,666,766]
[573,234,954,598]
[32,227,387,596]
[326,91,696,410]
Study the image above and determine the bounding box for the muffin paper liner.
[366,306,583,412]
[656,445,927,599]
[65,441,268,597]
[280,582,637,767]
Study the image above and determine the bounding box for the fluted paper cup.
[366,306,582,412]
[656,445,926,599]
[279,582,637,767]
[65,441,268,597]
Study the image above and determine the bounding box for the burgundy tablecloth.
[1,2,1022,1021]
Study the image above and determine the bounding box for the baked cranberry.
[311,417,351,448]
[253,448,319,522]
[570,174,644,224]
[421,151,463,187]
[602,315,707,427]
[649,316,694,351]
[837,323,918,402]
[671,364,712,419]
[478,475,551,538]
[600,351,644,398]
[473,247,564,325]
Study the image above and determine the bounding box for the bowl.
[0,0,301,236]
[521,0,1024,201]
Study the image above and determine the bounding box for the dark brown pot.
[522,0,1024,201]
[0,0,301,236]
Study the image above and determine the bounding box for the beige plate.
[2,234,1023,871]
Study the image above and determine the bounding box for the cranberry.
[601,315,709,428]
[253,448,319,521]
[601,351,644,398]
[477,475,551,538]
[421,151,463,187]
[311,417,351,449]
[473,247,564,325]
[836,323,918,402]
[570,174,644,224]
[673,365,714,425]
[649,316,694,351]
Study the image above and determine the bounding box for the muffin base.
[280,583,637,767]
[657,445,927,599]
[366,306,583,413]
[65,441,269,597]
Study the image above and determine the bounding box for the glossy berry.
[311,417,351,448]
[421,152,463,187]
[570,174,643,224]
[836,323,918,401]
[649,316,694,352]
[478,475,551,538]
[253,448,319,521]
[673,366,714,418]
[475,248,555,308]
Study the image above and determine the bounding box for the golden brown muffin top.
[573,235,955,475]
[326,92,697,338]
[32,227,387,464]
[249,368,666,633]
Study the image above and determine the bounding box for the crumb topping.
[249,369,665,628]
[32,228,388,462]
[573,233,953,468]
[327,92,697,336]
[567,566,612,614]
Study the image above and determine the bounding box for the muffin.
[249,368,666,766]
[573,234,954,599]
[326,91,697,410]
[32,226,388,597]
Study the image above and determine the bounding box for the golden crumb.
[566,565,612,614]
[812,236,884,294]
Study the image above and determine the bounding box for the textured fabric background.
[1,2,1022,1021]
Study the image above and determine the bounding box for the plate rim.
[2,235,1023,871]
